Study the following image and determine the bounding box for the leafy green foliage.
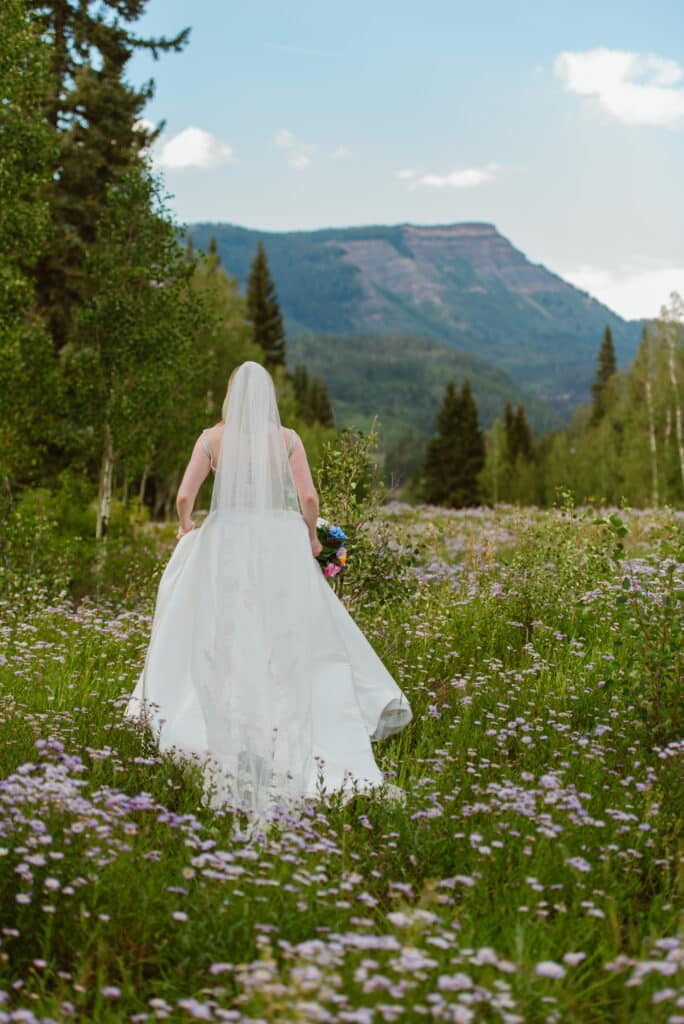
[316,426,419,604]
[65,168,199,535]
[542,295,684,507]
[0,0,59,485]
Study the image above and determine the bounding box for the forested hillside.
[189,222,643,410]
[288,333,558,444]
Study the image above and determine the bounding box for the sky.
[129,0,684,320]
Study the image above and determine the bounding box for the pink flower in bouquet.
[324,563,341,579]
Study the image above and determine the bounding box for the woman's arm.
[175,435,212,536]
[288,434,322,555]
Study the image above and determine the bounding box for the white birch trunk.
[664,323,684,491]
[644,373,659,509]
[96,422,114,540]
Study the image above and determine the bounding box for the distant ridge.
[189,221,642,411]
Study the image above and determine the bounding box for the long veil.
[210,361,300,515]
[189,362,315,818]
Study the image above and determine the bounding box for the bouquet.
[315,517,348,583]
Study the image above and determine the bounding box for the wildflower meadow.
[0,502,682,1023]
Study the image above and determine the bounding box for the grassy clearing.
[0,504,682,1023]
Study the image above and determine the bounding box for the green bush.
[316,425,420,605]
[0,483,164,606]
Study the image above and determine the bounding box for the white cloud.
[397,162,498,189]
[155,126,234,170]
[333,145,351,160]
[274,129,314,170]
[554,48,684,127]
[563,263,684,319]
[134,117,155,136]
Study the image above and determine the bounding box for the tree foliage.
[423,379,484,507]
[0,0,59,484]
[246,242,286,370]
[292,364,335,427]
[26,0,189,346]
[590,325,617,424]
[542,295,684,507]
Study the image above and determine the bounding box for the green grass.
[0,504,682,1022]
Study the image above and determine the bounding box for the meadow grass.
[0,504,682,1023]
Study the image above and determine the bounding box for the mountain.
[188,221,643,411]
[288,333,558,445]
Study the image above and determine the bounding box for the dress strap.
[201,430,216,471]
[287,428,297,457]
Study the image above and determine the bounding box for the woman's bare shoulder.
[205,422,224,442]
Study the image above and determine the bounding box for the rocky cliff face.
[189,221,642,409]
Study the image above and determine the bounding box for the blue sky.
[130,0,683,319]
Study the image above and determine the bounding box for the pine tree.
[26,0,189,346]
[590,326,617,423]
[309,376,335,427]
[424,379,484,507]
[292,364,311,418]
[291,364,335,426]
[424,380,460,505]
[511,404,534,462]
[246,242,286,370]
[456,379,485,506]
[504,401,515,442]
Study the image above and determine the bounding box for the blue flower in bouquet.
[315,517,350,585]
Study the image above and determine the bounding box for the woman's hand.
[176,519,194,540]
[310,536,323,558]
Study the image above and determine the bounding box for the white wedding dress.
[126,362,411,819]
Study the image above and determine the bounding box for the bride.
[126,360,411,818]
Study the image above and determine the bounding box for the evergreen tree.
[0,0,59,485]
[456,379,486,506]
[504,401,515,443]
[424,379,484,507]
[246,242,286,370]
[424,380,460,505]
[512,404,534,462]
[26,0,189,346]
[504,402,533,463]
[291,364,335,426]
[308,375,335,427]
[590,325,617,423]
[292,364,311,418]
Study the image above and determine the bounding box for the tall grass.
[0,504,681,1022]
